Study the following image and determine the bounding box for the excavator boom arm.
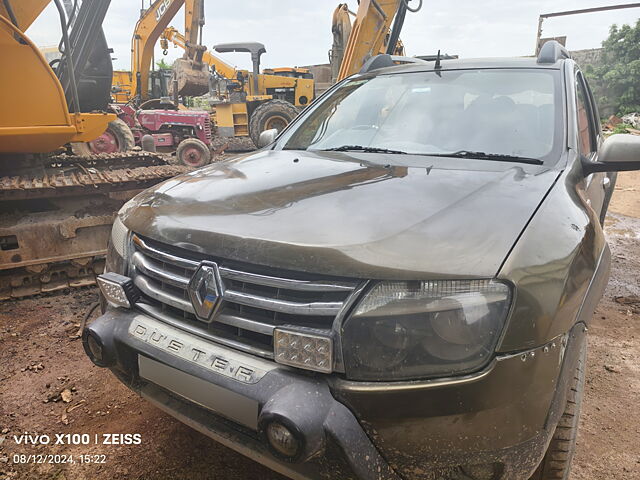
[184,0,203,57]
[337,0,405,81]
[162,26,237,79]
[132,0,214,101]
[131,0,192,101]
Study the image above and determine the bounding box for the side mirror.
[583,134,640,174]
[257,129,278,149]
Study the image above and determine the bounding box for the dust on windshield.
[280,69,561,162]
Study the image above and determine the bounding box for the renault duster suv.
[83,41,640,480]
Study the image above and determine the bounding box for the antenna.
[434,49,442,70]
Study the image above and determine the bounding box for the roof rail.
[359,54,428,75]
[537,40,571,64]
[416,54,458,61]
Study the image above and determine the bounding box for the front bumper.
[84,308,586,480]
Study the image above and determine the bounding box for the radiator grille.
[129,234,361,359]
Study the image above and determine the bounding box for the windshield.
[280,69,562,162]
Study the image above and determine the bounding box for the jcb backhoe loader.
[119,0,314,146]
[0,0,187,299]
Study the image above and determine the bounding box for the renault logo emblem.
[188,262,224,321]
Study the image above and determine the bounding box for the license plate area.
[138,355,259,430]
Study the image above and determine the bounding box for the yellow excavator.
[331,0,416,82]
[0,0,187,299]
[0,1,114,154]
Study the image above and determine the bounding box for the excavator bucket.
[172,58,210,97]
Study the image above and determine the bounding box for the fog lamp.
[97,272,138,308]
[266,421,300,459]
[86,334,103,362]
[273,329,333,373]
[82,330,113,368]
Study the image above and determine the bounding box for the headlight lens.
[342,279,511,381]
[105,216,131,275]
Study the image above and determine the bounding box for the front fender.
[497,155,609,352]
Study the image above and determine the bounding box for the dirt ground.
[0,172,639,480]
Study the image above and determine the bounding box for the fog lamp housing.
[97,272,138,308]
[273,328,333,373]
[82,330,114,368]
[86,334,103,362]
[266,421,301,459]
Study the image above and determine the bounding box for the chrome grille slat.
[216,313,276,336]
[133,234,357,292]
[133,235,199,270]
[224,290,343,316]
[132,252,190,288]
[219,267,355,292]
[134,276,195,314]
[136,303,274,359]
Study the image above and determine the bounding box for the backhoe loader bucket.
[172,58,210,97]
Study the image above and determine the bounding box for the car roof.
[365,56,565,77]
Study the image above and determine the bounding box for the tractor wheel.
[249,99,300,147]
[71,118,134,156]
[176,138,212,168]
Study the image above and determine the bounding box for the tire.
[176,138,212,168]
[529,340,586,480]
[71,118,134,156]
[249,99,300,147]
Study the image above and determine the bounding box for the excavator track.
[1,151,191,300]
[0,151,188,200]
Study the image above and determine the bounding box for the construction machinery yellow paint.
[111,70,134,104]
[333,0,414,82]
[0,0,187,299]
[160,26,314,143]
[161,27,314,107]
[123,0,315,145]
[0,6,115,153]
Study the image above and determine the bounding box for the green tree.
[156,58,173,70]
[586,20,640,115]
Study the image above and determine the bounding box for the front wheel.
[176,138,211,168]
[71,118,134,156]
[249,99,300,147]
[529,339,586,480]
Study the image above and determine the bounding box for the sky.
[26,0,640,71]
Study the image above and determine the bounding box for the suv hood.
[120,150,559,279]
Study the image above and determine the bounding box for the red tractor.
[75,104,213,168]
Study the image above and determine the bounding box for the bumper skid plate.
[84,310,400,480]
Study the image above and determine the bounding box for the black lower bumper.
[83,308,586,480]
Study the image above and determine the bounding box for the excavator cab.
[0,0,115,153]
[213,42,266,95]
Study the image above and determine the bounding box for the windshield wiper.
[320,145,408,154]
[424,150,543,165]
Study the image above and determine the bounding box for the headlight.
[105,216,131,275]
[342,279,511,381]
